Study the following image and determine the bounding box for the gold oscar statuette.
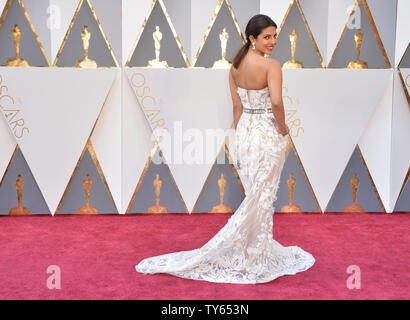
[344,173,364,212]
[347,28,368,69]
[283,28,303,69]
[147,26,169,68]
[77,174,98,214]
[76,26,98,68]
[147,174,168,213]
[9,175,31,215]
[280,173,302,213]
[211,173,233,213]
[212,28,232,69]
[6,24,29,67]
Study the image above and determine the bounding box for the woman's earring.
[252,42,256,50]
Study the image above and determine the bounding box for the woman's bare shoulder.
[264,57,281,69]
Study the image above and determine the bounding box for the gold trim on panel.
[126,141,158,214]
[274,0,324,68]
[54,140,89,214]
[54,79,114,214]
[87,141,119,214]
[53,0,119,67]
[294,0,325,68]
[397,68,410,106]
[324,145,386,212]
[125,0,190,68]
[190,141,245,214]
[396,167,410,203]
[54,139,119,214]
[356,145,386,212]
[327,0,359,68]
[0,144,18,188]
[288,136,323,213]
[328,0,391,68]
[397,42,409,69]
[126,141,189,214]
[192,0,245,67]
[361,0,391,68]
[0,0,51,66]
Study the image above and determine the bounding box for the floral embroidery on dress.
[135,86,315,284]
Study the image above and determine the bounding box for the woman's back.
[231,54,270,90]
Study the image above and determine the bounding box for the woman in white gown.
[135,14,315,284]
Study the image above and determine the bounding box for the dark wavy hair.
[232,14,277,69]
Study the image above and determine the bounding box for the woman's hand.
[277,124,289,136]
[270,117,289,136]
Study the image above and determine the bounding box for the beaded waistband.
[243,107,272,114]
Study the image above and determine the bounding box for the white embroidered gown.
[135,86,315,284]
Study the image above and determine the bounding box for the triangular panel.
[271,0,324,68]
[127,143,187,214]
[54,0,118,67]
[126,0,189,68]
[56,142,118,214]
[328,0,391,68]
[393,169,410,212]
[193,0,244,68]
[0,0,49,66]
[325,146,384,212]
[0,67,117,214]
[192,143,245,214]
[274,146,320,213]
[0,146,50,215]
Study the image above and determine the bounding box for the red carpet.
[0,213,408,300]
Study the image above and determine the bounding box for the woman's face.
[253,26,277,55]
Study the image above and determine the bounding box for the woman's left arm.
[229,69,243,130]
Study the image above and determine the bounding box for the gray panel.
[128,0,186,68]
[393,176,410,212]
[0,0,49,66]
[192,148,245,213]
[271,1,322,68]
[398,45,409,68]
[23,0,52,62]
[128,148,187,213]
[0,148,50,215]
[229,0,260,35]
[194,1,243,68]
[163,0,191,65]
[91,0,122,65]
[57,148,117,214]
[326,148,383,212]
[328,1,388,68]
[55,0,117,67]
[273,148,320,213]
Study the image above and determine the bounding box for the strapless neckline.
[237,86,268,93]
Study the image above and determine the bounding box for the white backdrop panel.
[358,71,393,212]
[390,70,410,210]
[259,0,292,30]
[283,69,391,211]
[49,0,79,64]
[190,0,221,64]
[366,0,397,68]
[125,68,232,212]
[122,0,153,66]
[122,69,154,213]
[0,67,116,214]
[299,0,328,65]
[326,0,356,64]
[90,69,122,214]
